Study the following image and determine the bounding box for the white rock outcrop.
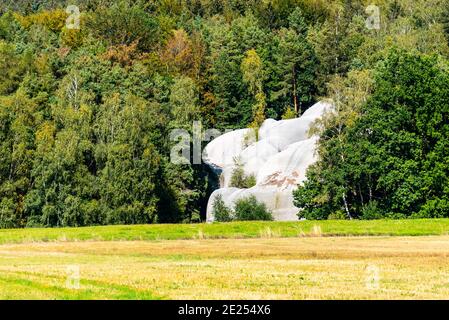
[203,101,332,221]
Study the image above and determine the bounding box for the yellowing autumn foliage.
[14,10,67,32]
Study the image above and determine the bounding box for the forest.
[0,0,448,228]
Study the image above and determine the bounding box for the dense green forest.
[0,0,448,227]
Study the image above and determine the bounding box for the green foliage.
[0,42,31,95]
[245,175,257,189]
[328,211,347,220]
[269,9,318,114]
[229,160,257,189]
[295,49,449,220]
[443,1,449,44]
[212,194,233,222]
[360,201,383,220]
[241,49,267,136]
[281,107,297,119]
[229,166,247,188]
[234,196,273,221]
[0,0,448,228]
[213,194,272,222]
[85,1,161,51]
[169,76,200,126]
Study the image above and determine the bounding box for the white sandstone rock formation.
[203,101,332,221]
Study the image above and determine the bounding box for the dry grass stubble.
[1,236,449,299]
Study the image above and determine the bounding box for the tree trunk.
[292,66,298,114]
[358,184,364,206]
[368,175,373,201]
[342,192,352,220]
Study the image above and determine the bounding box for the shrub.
[385,212,407,219]
[234,195,273,221]
[360,201,383,220]
[212,194,233,222]
[244,174,257,188]
[328,210,347,220]
[416,198,449,218]
[282,107,297,119]
[229,159,257,189]
[230,165,246,188]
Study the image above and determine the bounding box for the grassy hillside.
[1,219,449,244]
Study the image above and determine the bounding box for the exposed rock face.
[203,101,332,221]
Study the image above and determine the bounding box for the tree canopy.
[294,50,449,220]
[0,0,448,227]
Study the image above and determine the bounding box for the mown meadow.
[1,219,449,299]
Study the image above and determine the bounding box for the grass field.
[1,219,449,244]
[1,219,449,299]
